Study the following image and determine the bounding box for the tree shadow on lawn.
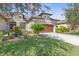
[0,36,77,56]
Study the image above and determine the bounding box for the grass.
[66,32,79,35]
[0,36,79,56]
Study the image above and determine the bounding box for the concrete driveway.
[40,33,79,46]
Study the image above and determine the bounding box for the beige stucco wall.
[57,24,68,28]
[25,21,34,31]
[13,16,26,26]
[0,19,8,31]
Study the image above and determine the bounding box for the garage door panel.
[43,25,53,32]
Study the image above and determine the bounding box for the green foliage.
[0,30,15,41]
[0,32,4,41]
[0,37,79,56]
[0,4,49,17]
[0,32,3,37]
[68,32,79,35]
[31,24,44,34]
[9,31,15,38]
[14,32,22,37]
[64,4,79,31]
[56,26,70,33]
[13,26,21,32]
[13,26,22,37]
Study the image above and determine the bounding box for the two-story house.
[0,12,56,32]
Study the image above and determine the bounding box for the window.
[44,15,50,19]
[45,16,47,18]
[20,22,26,29]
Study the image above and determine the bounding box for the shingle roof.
[29,16,55,25]
[39,13,52,16]
[57,20,67,24]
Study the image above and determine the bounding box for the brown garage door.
[43,24,53,32]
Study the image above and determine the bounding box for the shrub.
[0,32,3,37]
[13,26,22,37]
[9,31,15,39]
[1,30,16,41]
[0,32,4,41]
[56,26,70,33]
[31,24,44,34]
[13,26,21,32]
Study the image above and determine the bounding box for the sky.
[44,3,68,20]
[12,3,68,20]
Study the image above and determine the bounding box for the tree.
[0,3,50,17]
[64,3,79,32]
[31,24,44,34]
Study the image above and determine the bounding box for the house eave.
[39,13,52,16]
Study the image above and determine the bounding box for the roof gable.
[28,16,55,25]
[39,13,52,16]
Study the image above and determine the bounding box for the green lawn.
[67,32,79,35]
[0,36,79,56]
